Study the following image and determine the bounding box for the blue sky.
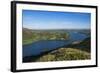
[22,10,91,29]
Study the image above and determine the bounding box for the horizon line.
[23,27,90,30]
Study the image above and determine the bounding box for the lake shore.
[23,37,91,62]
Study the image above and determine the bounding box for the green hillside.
[23,28,69,45]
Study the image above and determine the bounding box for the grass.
[34,48,90,62]
[23,39,33,45]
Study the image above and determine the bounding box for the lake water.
[23,31,88,57]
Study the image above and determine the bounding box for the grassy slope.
[36,48,90,62]
[23,28,34,45]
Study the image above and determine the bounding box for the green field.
[23,28,69,45]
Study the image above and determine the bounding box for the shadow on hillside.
[64,37,91,53]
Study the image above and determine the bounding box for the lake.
[23,31,88,58]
